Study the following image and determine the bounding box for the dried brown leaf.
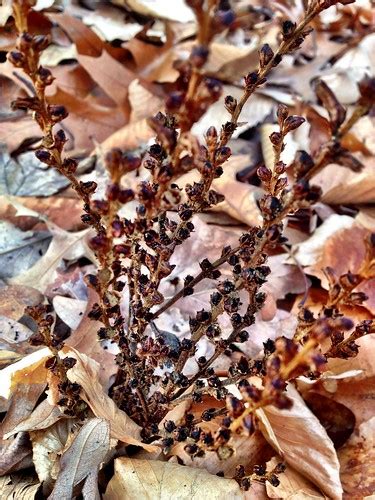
[0,473,41,499]
[257,384,342,499]
[10,224,94,293]
[338,417,375,498]
[62,347,157,452]
[31,418,74,484]
[49,418,110,499]
[266,456,325,499]
[104,458,252,499]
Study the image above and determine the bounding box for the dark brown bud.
[215,146,231,164]
[282,20,296,38]
[257,165,272,182]
[35,149,54,165]
[80,181,97,195]
[224,95,237,114]
[259,43,274,68]
[17,32,33,52]
[62,158,78,174]
[33,35,50,52]
[277,103,289,123]
[7,50,25,67]
[190,45,209,68]
[49,105,68,123]
[269,131,283,145]
[215,9,235,27]
[284,115,305,133]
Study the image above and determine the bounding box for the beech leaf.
[104,458,250,499]
[62,347,157,452]
[257,384,342,499]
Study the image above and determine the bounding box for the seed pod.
[224,95,237,114]
[7,50,25,67]
[49,105,68,123]
[259,43,274,68]
[284,115,305,133]
[282,20,296,38]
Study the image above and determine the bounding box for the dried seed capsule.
[7,50,25,67]
[35,149,53,165]
[224,95,237,114]
[284,115,305,133]
[282,20,296,38]
[257,165,272,182]
[49,105,68,122]
[259,43,274,67]
[32,34,50,52]
[190,45,209,68]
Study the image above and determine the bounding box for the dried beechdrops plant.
[7,0,375,491]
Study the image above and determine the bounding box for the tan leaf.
[338,417,375,498]
[62,347,157,452]
[10,224,94,293]
[100,117,154,150]
[31,418,74,483]
[65,289,117,389]
[266,456,325,499]
[257,384,342,499]
[315,160,375,205]
[4,399,64,439]
[1,382,47,438]
[0,473,40,499]
[112,0,195,22]
[128,79,164,122]
[0,347,51,400]
[0,285,42,321]
[77,50,134,111]
[49,418,110,499]
[104,458,250,499]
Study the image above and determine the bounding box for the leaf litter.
[0,0,374,499]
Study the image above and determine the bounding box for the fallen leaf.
[53,296,87,330]
[290,214,355,267]
[3,399,64,439]
[10,224,94,293]
[62,347,157,452]
[0,347,51,400]
[0,146,70,197]
[0,433,33,476]
[257,384,342,499]
[113,0,195,22]
[0,285,43,321]
[338,417,375,498]
[0,221,51,280]
[104,457,250,499]
[266,456,325,499]
[31,418,74,484]
[0,473,41,499]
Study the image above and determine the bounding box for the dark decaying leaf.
[313,80,347,133]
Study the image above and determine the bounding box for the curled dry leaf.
[31,418,74,484]
[49,418,110,500]
[62,347,157,452]
[0,473,41,499]
[338,417,375,498]
[0,432,33,476]
[257,384,342,499]
[266,456,325,499]
[0,347,51,400]
[104,457,253,499]
[3,399,64,439]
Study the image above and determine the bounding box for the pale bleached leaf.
[49,418,110,500]
[104,458,249,499]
